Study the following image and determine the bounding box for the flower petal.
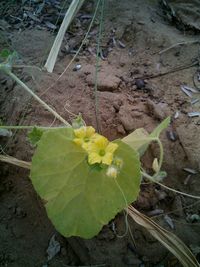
[94,136,108,149]
[102,152,113,165]
[88,152,102,164]
[82,142,91,151]
[73,138,83,146]
[87,142,97,153]
[91,133,101,141]
[74,127,86,138]
[106,142,118,153]
[86,126,95,137]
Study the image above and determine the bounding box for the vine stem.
[157,138,164,172]
[0,125,67,130]
[94,0,105,133]
[141,171,200,200]
[114,178,129,238]
[5,70,71,127]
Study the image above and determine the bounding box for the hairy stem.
[141,171,200,199]
[0,125,68,130]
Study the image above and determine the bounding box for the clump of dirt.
[0,0,200,266]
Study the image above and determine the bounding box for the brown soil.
[0,0,200,266]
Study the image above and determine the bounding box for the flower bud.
[106,165,118,178]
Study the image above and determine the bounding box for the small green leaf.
[30,128,141,238]
[28,127,44,145]
[7,51,18,66]
[0,49,11,59]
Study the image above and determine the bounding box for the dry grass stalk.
[128,205,200,267]
[0,155,31,170]
[44,0,85,73]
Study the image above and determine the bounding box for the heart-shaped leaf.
[30,128,141,238]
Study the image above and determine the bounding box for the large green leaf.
[30,128,141,238]
[122,117,170,156]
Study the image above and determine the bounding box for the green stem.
[5,70,71,127]
[157,138,163,173]
[114,178,129,238]
[141,171,200,199]
[94,0,105,133]
[0,125,68,130]
[13,65,42,71]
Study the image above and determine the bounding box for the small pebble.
[118,40,126,48]
[187,214,200,223]
[184,175,191,185]
[73,64,82,71]
[135,79,145,89]
[183,168,198,174]
[166,130,177,141]
[174,111,179,119]
[188,112,200,117]
[137,21,145,25]
[191,99,199,105]
[147,209,164,216]
[164,215,174,229]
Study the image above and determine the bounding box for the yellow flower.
[87,135,118,165]
[73,126,96,148]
